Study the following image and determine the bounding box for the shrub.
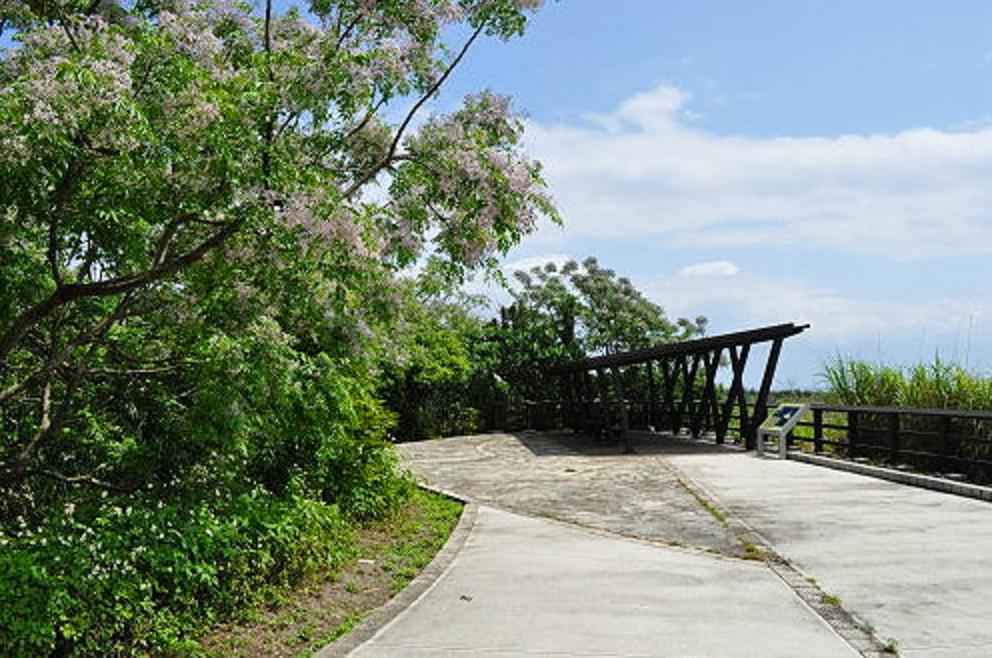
[0,490,357,657]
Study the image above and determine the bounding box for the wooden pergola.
[549,322,809,450]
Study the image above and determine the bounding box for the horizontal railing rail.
[519,397,992,485]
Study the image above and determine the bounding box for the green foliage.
[1,1,550,654]
[379,292,495,441]
[0,491,356,657]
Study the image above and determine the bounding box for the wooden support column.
[813,407,824,453]
[718,344,750,443]
[697,348,722,438]
[660,358,676,432]
[645,360,656,429]
[612,366,631,452]
[674,354,700,437]
[848,410,860,458]
[748,338,783,450]
[595,368,610,440]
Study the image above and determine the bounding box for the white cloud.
[524,85,992,259]
[678,260,741,277]
[639,271,985,342]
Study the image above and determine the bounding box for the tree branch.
[261,0,275,188]
[25,468,136,493]
[342,97,387,143]
[334,14,362,51]
[340,24,485,200]
[83,365,183,377]
[0,219,241,366]
[19,381,53,465]
[56,10,82,53]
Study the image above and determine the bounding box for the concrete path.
[665,443,992,658]
[350,505,858,658]
[344,432,992,657]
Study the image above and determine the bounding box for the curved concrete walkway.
[344,431,992,657]
[349,505,858,657]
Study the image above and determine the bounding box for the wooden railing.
[785,405,992,484]
[522,398,992,485]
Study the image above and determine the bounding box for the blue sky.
[438,0,992,388]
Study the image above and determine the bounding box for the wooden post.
[612,366,631,452]
[660,359,676,432]
[646,360,656,429]
[699,348,722,438]
[888,413,901,465]
[848,410,860,459]
[596,369,610,440]
[813,407,823,453]
[718,344,750,443]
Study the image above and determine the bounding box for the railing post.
[939,416,952,473]
[848,410,859,459]
[813,408,824,453]
[888,413,901,465]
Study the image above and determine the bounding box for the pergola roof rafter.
[551,323,808,374]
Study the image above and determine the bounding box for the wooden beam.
[718,344,750,443]
[748,338,783,449]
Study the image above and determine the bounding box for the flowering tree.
[496,257,706,399]
[0,0,554,493]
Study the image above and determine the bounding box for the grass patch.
[821,593,843,607]
[741,541,765,561]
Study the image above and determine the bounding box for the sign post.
[756,403,810,458]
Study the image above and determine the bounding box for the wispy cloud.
[639,270,985,342]
[678,260,740,277]
[524,85,992,259]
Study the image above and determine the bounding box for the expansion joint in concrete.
[658,453,896,658]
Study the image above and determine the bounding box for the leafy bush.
[0,491,357,657]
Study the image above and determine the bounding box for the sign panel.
[759,403,807,432]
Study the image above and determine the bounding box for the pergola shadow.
[510,430,632,458]
[511,429,747,459]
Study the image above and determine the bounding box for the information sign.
[756,403,810,458]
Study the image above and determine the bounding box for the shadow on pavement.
[512,429,748,459]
